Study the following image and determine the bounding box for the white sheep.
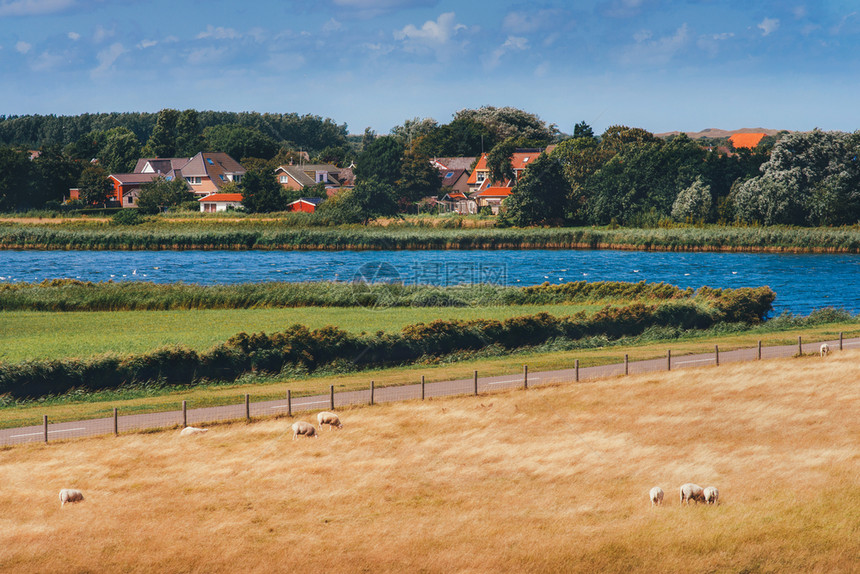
[649,486,664,506]
[59,489,84,507]
[292,421,318,439]
[179,426,209,436]
[317,411,343,431]
[820,343,830,357]
[680,483,705,505]
[703,486,719,505]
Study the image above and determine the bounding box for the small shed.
[287,197,323,213]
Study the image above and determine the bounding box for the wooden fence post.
[330,385,335,410]
[758,340,762,360]
[523,365,528,390]
[114,407,118,436]
[624,354,629,375]
[798,336,802,356]
[715,345,719,366]
[473,370,478,396]
[575,359,579,382]
[287,389,292,417]
[182,400,187,428]
[840,332,843,351]
[43,415,48,443]
[245,394,250,422]
[370,381,375,406]
[421,375,425,400]
[667,350,671,371]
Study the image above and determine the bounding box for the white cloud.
[323,18,342,33]
[0,0,74,17]
[94,25,115,43]
[188,46,226,65]
[15,41,31,54]
[792,6,807,19]
[31,49,67,71]
[633,30,652,42]
[534,61,550,77]
[197,25,241,40]
[485,35,529,70]
[138,39,157,49]
[394,12,467,60]
[697,31,734,56]
[758,17,779,36]
[503,9,565,34]
[621,23,689,66]
[67,31,80,41]
[91,42,125,78]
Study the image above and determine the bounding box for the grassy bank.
[2,351,858,572]
[4,220,860,251]
[1,315,855,429]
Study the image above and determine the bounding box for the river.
[0,249,856,315]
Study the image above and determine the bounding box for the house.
[438,191,477,215]
[466,149,543,194]
[287,197,323,213]
[729,133,767,149]
[198,193,243,213]
[472,186,513,214]
[275,163,347,192]
[107,152,246,207]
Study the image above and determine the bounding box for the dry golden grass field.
[1,350,859,573]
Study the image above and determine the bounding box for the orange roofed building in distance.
[729,133,767,149]
[466,149,545,213]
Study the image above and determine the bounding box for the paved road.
[2,335,855,446]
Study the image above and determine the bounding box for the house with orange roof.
[198,192,243,213]
[729,133,767,150]
[107,152,246,207]
[464,148,546,213]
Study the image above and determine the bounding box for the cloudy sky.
[1,0,858,135]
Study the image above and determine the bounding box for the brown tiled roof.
[134,158,188,173]
[433,157,476,171]
[440,168,467,188]
[109,173,161,185]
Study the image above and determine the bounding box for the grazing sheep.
[649,486,664,506]
[59,489,84,507]
[179,426,209,436]
[317,411,343,430]
[292,421,318,440]
[820,343,830,357]
[680,483,706,505]
[703,486,719,505]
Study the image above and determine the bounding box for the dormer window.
[186,176,201,185]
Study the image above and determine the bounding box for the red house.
[287,197,323,213]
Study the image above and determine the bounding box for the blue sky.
[1,0,858,136]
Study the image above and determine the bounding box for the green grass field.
[0,303,605,362]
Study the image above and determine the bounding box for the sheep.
[317,411,343,431]
[649,486,664,506]
[820,343,830,357]
[680,483,706,505]
[703,486,719,505]
[179,426,209,436]
[292,421,318,439]
[59,489,84,507]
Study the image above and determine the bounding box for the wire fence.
[1,334,854,446]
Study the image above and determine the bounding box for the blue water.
[0,249,857,315]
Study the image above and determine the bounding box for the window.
[233,174,242,183]
[203,203,216,212]
[444,172,454,179]
[476,172,486,182]
[186,176,201,185]
[206,158,214,165]
[279,175,289,184]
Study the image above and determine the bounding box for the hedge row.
[0,289,774,398]
[0,278,740,312]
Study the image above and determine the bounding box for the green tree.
[240,168,285,213]
[390,117,439,146]
[397,147,441,205]
[573,121,594,140]
[77,164,114,206]
[454,106,557,143]
[32,144,83,207]
[598,125,659,153]
[317,178,398,225]
[101,127,141,173]
[671,177,712,221]
[0,146,33,211]
[142,108,179,158]
[486,137,518,183]
[203,125,279,161]
[414,116,494,157]
[174,109,204,157]
[354,135,404,186]
[502,153,570,226]
[136,176,195,214]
